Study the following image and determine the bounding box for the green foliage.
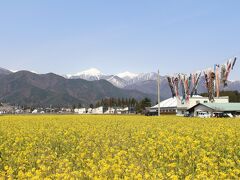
[95,98,138,108]
[95,97,152,114]
[201,91,240,102]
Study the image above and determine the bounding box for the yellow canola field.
[0,115,240,179]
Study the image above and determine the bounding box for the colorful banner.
[166,57,237,102]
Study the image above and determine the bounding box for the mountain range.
[65,68,240,99]
[1,67,240,107]
[0,68,156,107]
[65,68,161,88]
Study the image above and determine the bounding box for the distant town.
[0,97,151,115]
[0,103,140,115]
[1,91,240,118]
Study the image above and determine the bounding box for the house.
[104,107,115,114]
[61,108,72,113]
[92,106,104,114]
[74,108,87,114]
[32,109,38,114]
[87,108,93,114]
[187,103,240,117]
[121,107,130,114]
[0,103,14,114]
[24,109,32,114]
[45,108,55,113]
[115,107,132,114]
[15,109,24,114]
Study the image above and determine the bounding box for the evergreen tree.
[72,104,76,110]
[77,103,82,108]
[95,101,101,107]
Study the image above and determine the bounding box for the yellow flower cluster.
[0,115,240,179]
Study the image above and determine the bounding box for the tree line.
[94,97,152,114]
[201,91,240,102]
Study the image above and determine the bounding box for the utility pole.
[158,70,160,116]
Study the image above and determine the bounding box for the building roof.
[189,103,240,112]
[188,95,203,98]
[151,95,204,109]
[152,97,177,108]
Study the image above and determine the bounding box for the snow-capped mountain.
[117,71,139,81]
[65,68,161,88]
[105,75,128,88]
[68,68,104,81]
[1,66,240,101]
[128,72,158,84]
[62,68,240,100]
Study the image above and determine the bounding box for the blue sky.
[0,1,240,79]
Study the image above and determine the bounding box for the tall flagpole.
[158,70,160,116]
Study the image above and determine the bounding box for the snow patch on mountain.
[64,68,165,88]
[135,72,158,81]
[67,68,104,80]
[75,68,103,76]
[65,74,73,79]
[106,75,127,88]
[117,71,139,80]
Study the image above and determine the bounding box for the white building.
[32,109,38,114]
[150,97,177,115]
[115,107,130,114]
[92,106,104,114]
[104,107,115,114]
[87,108,93,114]
[15,109,24,114]
[121,107,130,114]
[74,108,87,114]
[0,103,14,114]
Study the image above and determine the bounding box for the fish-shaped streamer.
[190,72,201,97]
[173,77,180,98]
[231,57,237,70]
[221,65,227,87]
[215,64,220,97]
[167,76,176,97]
